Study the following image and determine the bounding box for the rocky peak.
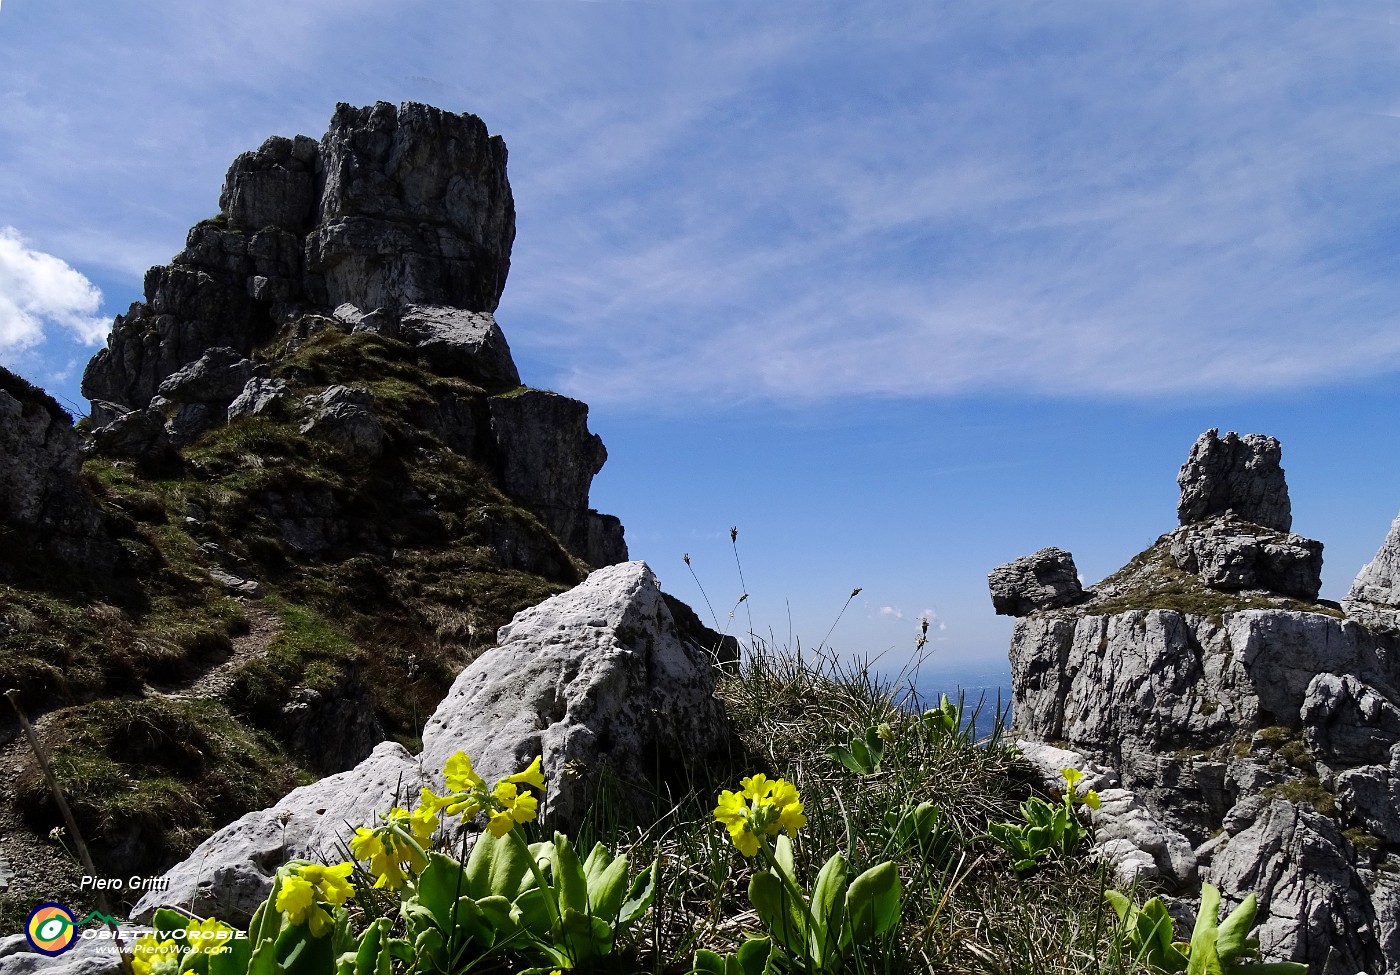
[75,100,621,568]
[1348,511,1400,611]
[995,430,1400,973]
[1177,428,1291,532]
[82,100,515,426]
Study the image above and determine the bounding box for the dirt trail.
[0,603,282,919]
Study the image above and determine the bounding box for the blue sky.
[4,2,1400,674]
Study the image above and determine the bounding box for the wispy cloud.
[5,2,1400,407]
[0,227,106,351]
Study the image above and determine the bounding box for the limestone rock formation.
[1348,509,1400,610]
[132,560,730,922]
[1177,428,1291,531]
[1167,516,1322,600]
[0,368,115,577]
[987,546,1085,617]
[419,561,731,830]
[76,99,624,568]
[1000,430,1400,973]
[131,741,423,922]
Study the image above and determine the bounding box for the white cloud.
[0,228,106,351]
[878,606,903,620]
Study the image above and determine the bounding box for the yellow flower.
[740,773,772,800]
[486,781,539,837]
[1083,790,1101,811]
[350,826,385,862]
[769,778,807,834]
[185,918,237,956]
[713,775,805,856]
[276,862,355,937]
[129,934,181,975]
[504,755,546,792]
[445,751,485,792]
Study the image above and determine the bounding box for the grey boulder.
[227,377,290,422]
[419,560,730,832]
[299,386,386,457]
[988,547,1085,617]
[399,304,520,387]
[130,741,423,923]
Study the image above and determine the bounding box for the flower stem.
[508,827,561,929]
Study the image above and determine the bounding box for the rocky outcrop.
[83,102,513,429]
[1000,429,1400,973]
[1177,428,1291,531]
[131,741,423,922]
[76,100,624,568]
[1349,510,1400,610]
[487,389,619,563]
[988,547,1085,617]
[132,561,729,922]
[418,561,730,830]
[310,102,513,315]
[1167,516,1322,600]
[0,368,115,577]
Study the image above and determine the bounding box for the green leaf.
[208,928,251,975]
[1104,889,1134,923]
[1215,893,1257,963]
[1188,884,1224,975]
[844,861,901,945]
[808,852,848,963]
[772,833,798,886]
[551,832,590,918]
[281,927,335,975]
[589,851,630,923]
[514,887,555,936]
[849,735,872,772]
[693,949,728,975]
[734,937,773,975]
[153,908,188,945]
[465,830,534,902]
[618,859,659,931]
[862,726,886,772]
[825,744,865,776]
[749,872,804,956]
[414,852,468,926]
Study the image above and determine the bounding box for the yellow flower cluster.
[276,862,356,938]
[128,919,237,975]
[1060,768,1102,810]
[713,773,807,856]
[129,934,181,975]
[420,753,547,839]
[350,802,439,890]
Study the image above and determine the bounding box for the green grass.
[307,646,1160,975]
[1087,538,1343,622]
[15,696,305,873]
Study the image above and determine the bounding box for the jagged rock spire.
[1177,428,1292,531]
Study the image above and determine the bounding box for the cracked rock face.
[0,369,114,576]
[82,101,516,428]
[1177,428,1292,532]
[1349,509,1400,610]
[1167,516,1322,600]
